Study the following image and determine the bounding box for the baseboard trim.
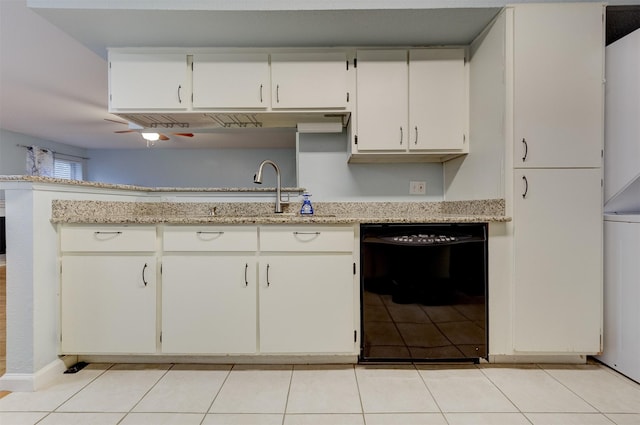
[488,354,587,364]
[78,354,358,365]
[0,356,77,392]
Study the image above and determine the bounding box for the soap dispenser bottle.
[300,193,314,215]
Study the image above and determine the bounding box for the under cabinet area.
[59,226,158,354]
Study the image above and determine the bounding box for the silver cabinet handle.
[142,263,148,287]
[400,127,403,145]
[244,263,248,287]
[414,126,418,145]
[522,175,529,199]
[178,85,182,103]
[293,231,321,235]
[94,231,122,235]
[266,264,271,287]
[522,138,528,162]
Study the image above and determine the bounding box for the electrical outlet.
[409,181,426,195]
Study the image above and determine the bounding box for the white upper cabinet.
[270,52,348,109]
[192,53,270,109]
[513,3,604,168]
[409,49,466,151]
[355,50,409,151]
[109,53,188,110]
[354,48,468,157]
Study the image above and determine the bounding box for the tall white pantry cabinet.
[510,3,604,353]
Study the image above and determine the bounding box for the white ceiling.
[1,0,631,150]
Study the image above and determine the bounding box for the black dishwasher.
[360,223,488,363]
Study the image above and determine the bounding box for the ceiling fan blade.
[159,134,170,141]
[173,133,194,137]
[104,118,128,125]
[114,130,136,134]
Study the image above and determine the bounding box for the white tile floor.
[1,362,639,425]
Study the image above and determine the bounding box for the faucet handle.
[279,192,290,205]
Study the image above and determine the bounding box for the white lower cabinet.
[161,225,258,354]
[259,255,355,353]
[60,225,158,354]
[513,169,602,353]
[60,224,356,356]
[161,255,257,354]
[60,255,157,354]
[258,226,357,354]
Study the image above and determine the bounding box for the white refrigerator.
[597,28,640,383]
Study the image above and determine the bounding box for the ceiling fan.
[105,118,194,141]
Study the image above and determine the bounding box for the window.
[53,158,83,180]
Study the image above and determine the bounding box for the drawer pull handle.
[293,232,321,235]
[142,263,148,287]
[522,175,529,199]
[196,231,224,241]
[266,264,271,287]
[522,138,528,162]
[93,231,122,241]
[244,263,248,287]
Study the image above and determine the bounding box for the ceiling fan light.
[141,132,160,141]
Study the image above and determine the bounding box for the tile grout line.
[476,364,534,424]
[413,362,450,424]
[535,363,603,415]
[353,364,368,425]
[200,364,234,425]
[115,363,175,425]
[280,364,295,425]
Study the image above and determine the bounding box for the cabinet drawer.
[260,226,354,252]
[163,225,257,252]
[61,225,156,252]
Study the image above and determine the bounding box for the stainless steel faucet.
[253,159,288,213]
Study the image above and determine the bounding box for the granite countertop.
[0,175,304,193]
[51,199,511,224]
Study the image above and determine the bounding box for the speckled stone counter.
[0,175,304,194]
[51,199,510,224]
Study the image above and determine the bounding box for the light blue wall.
[0,128,89,200]
[86,148,297,188]
[0,129,89,176]
[297,131,444,201]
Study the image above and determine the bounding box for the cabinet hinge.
[353,58,357,68]
[346,60,349,70]
[354,135,358,145]
[601,149,604,158]
[353,262,356,275]
[347,92,350,103]
[192,62,194,71]
[160,263,163,275]
[354,330,357,343]
[160,332,162,343]
[109,61,111,69]
[601,179,604,187]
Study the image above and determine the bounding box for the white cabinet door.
[109,53,188,110]
[356,50,408,151]
[161,255,257,354]
[192,53,270,109]
[61,255,157,354]
[513,3,604,168]
[259,255,355,353]
[271,52,348,109]
[409,49,466,151]
[513,168,602,353]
